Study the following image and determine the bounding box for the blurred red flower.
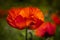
[0,9,8,18]
[35,22,56,38]
[7,7,44,30]
[51,14,60,25]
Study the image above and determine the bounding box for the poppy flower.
[35,22,56,38]
[7,7,44,30]
[51,13,60,25]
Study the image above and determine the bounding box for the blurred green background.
[0,0,60,40]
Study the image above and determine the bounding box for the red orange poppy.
[7,7,44,30]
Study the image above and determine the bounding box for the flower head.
[7,7,44,30]
[35,22,56,38]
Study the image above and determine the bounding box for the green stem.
[26,28,28,40]
[29,31,33,40]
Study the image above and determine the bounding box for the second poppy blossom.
[35,22,56,38]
